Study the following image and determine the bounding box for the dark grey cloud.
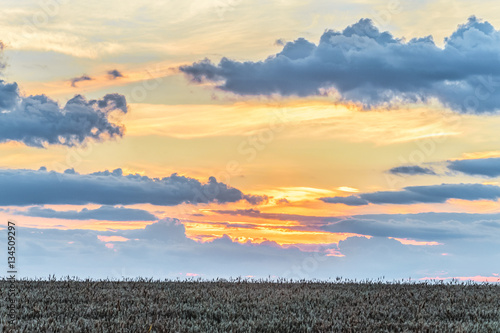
[107,69,124,80]
[0,80,19,109]
[180,16,500,113]
[0,168,261,206]
[276,37,316,60]
[70,74,93,87]
[242,194,269,205]
[320,183,500,206]
[0,88,128,147]
[216,208,261,216]
[388,165,436,175]
[321,212,500,241]
[448,157,500,177]
[213,209,341,227]
[322,218,461,241]
[320,196,369,206]
[15,205,157,221]
[276,198,289,204]
[274,38,286,46]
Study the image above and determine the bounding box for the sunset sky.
[0,0,499,281]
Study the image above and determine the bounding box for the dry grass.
[1,277,499,332]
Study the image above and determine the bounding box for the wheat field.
[1,277,499,332]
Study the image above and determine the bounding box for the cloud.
[0,168,260,206]
[0,48,128,147]
[448,157,500,177]
[211,209,500,241]
[180,16,500,113]
[321,214,470,241]
[212,209,341,228]
[70,74,93,87]
[320,183,500,206]
[0,89,128,147]
[388,165,436,175]
[242,194,269,205]
[320,196,369,206]
[0,80,19,109]
[274,38,286,46]
[276,37,316,60]
[15,205,157,221]
[124,218,191,243]
[12,219,316,279]
[107,69,124,80]
[212,209,500,238]
[7,217,500,280]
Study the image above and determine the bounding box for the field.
[1,278,499,332]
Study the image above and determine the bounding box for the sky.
[0,0,499,282]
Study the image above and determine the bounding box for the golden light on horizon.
[183,220,365,246]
